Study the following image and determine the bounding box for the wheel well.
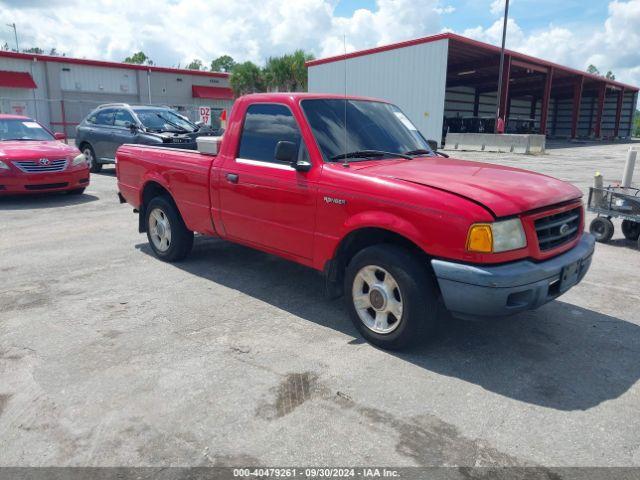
[326,228,431,285]
[139,181,173,233]
[78,141,91,151]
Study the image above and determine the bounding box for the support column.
[594,83,607,138]
[539,68,554,135]
[614,88,625,138]
[629,92,638,137]
[570,76,584,139]
[496,55,511,132]
[473,88,480,117]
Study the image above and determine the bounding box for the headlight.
[467,218,526,253]
[0,160,9,171]
[71,153,87,167]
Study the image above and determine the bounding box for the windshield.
[134,109,196,133]
[0,119,54,141]
[301,99,432,162]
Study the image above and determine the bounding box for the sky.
[0,0,639,87]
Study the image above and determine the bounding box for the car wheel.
[344,244,439,350]
[82,144,101,173]
[621,220,640,241]
[67,187,86,195]
[145,195,194,262]
[589,217,614,243]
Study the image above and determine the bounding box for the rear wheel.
[589,217,614,243]
[82,144,102,173]
[145,195,194,262]
[344,244,439,350]
[621,220,640,241]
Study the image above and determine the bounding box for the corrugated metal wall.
[0,57,50,126]
[308,39,449,142]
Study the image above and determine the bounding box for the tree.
[186,59,204,70]
[230,61,265,96]
[262,50,315,92]
[210,55,236,73]
[1,42,9,51]
[634,110,640,137]
[49,48,60,56]
[587,64,600,75]
[23,47,44,54]
[605,70,616,80]
[124,51,153,65]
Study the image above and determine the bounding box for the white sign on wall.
[10,101,28,116]
[198,106,211,125]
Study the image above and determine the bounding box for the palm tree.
[230,61,265,96]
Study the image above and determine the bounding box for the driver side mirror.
[274,141,311,172]
[126,122,139,133]
[54,132,66,141]
[427,139,439,151]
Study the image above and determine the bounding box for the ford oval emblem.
[39,158,50,166]
[559,223,570,235]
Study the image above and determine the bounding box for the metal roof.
[306,32,638,93]
[0,50,229,79]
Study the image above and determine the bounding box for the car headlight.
[0,160,9,171]
[71,153,87,167]
[467,218,527,253]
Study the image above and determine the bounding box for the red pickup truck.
[117,93,595,349]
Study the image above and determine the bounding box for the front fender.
[342,210,427,250]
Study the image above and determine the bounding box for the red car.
[0,114,90,195]
[117,93,594,349]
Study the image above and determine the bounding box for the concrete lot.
[0,141,639,467]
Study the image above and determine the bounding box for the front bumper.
[0,169,90,195]
[431,233,595,319]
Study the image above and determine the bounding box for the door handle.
[226,173,239,184]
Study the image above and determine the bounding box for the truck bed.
[116,144,217,235]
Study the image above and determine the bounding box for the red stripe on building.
[0,70,37,89]
[192,85,234,100]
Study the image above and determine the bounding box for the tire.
[82,144,102,173]
[344,244,439,350]
[67,187,86,195]
[145,195,194,262]
[589,217,614,243]
[621,220,640,241]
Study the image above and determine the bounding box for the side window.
[114,109,135,128]
[238,104,301,164]
[95,109,115,126]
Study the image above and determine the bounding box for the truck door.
[217,103,318,260]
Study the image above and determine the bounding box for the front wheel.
[145,195,194,262]
[67,187,86,195]
[589,217,614,243]
[344,244,439,350]
[82,144,102,173]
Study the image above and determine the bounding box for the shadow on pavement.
[0,192,99,210]
[136,236,640,412]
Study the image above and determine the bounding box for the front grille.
[13,159,67,173]
[535,207,581,251]
[25,182,68,190]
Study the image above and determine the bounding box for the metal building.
[0,50,233,136]
[307,33,639,143]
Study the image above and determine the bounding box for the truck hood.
[359,157,582,217]
[0,140,77,160]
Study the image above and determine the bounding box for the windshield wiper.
[330,150,412,162]
[156,114,189,133]
[403,148,449,158]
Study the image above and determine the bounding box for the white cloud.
[0,0,445,66]
[489,0,510,16]
[463,0,640,87]
[0,0,638,89]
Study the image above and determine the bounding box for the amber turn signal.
[466,224,493,253]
